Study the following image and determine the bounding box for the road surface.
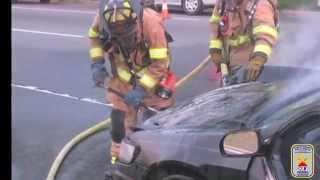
[12,2,320,180]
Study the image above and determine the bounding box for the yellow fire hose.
[46,55,212,180]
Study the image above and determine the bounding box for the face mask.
[107,13,138,54]
[116,25,138,54]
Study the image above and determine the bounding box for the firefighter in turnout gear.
[88,0,176,161]
[209,0,279,82]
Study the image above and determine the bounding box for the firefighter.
[87,0,176,160]
[209,0,279,82]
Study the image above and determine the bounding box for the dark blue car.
[108,66,320,180]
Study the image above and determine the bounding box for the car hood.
[141,82,273,131]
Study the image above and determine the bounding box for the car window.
[270,116,320,180]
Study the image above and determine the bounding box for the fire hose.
[46,55,215,180]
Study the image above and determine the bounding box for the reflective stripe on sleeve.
[253,25,278,40]
[137,69,157,89]
[210,14,221,23]
[88,27,99,38]
[123,1,130,8]
[149,48,168,60]
[90,47,104,59]
[253,44,272,58]
[209,39,222,49]
[117,67,132,83]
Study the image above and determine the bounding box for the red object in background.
[161,0,171,20]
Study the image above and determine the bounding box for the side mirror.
[221,130,261,156]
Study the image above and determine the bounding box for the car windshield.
[142,82,273,130]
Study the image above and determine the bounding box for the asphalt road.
[12,2,320,180]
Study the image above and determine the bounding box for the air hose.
[46,55,211,180]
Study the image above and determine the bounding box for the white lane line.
[12,83,113,107]
[12,28,85,38]
[171,17,199,21]
[13,6,200,21]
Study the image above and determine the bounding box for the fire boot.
[110,109,125,164]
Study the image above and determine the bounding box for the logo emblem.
[291,144,314,178]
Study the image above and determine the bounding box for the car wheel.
[40,0,50,3]
[150,167,204,180]
[155,4,162,12]
[162,174,196,180]
[182,0,203,15]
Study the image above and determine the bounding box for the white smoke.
[263,10,320,110]
[268,11,320,69]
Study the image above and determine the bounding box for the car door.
[155,0,180,6]
[267,114,320,180]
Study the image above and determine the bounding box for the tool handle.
[220,63,230,87]
[220,63,229,76]
[175,55,211,88]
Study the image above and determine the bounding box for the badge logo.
[291,144,314,178]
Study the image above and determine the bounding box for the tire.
[182,0,203,15]
[162,174,197,180]
[149,167,205,180]
[40,0,50,3]
[155,4,162,12]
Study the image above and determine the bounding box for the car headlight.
[118,140,140,164]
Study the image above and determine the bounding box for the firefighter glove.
[246,53,267,81]
[210,48,223,72]
[91,59,109,87]
[124,85,146,108]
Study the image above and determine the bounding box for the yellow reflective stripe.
[104,5,131,22]
[90,47,104,59]
[123,1,130,8]
[253,25,278,39]
[254,44,272,57]
[117,67,132,83]
[209,39,222,49]
[149,48,168,60]
[228,35,250,47]
[137,69,157,89]
[209,14,220,23]
[88,27,99,38]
